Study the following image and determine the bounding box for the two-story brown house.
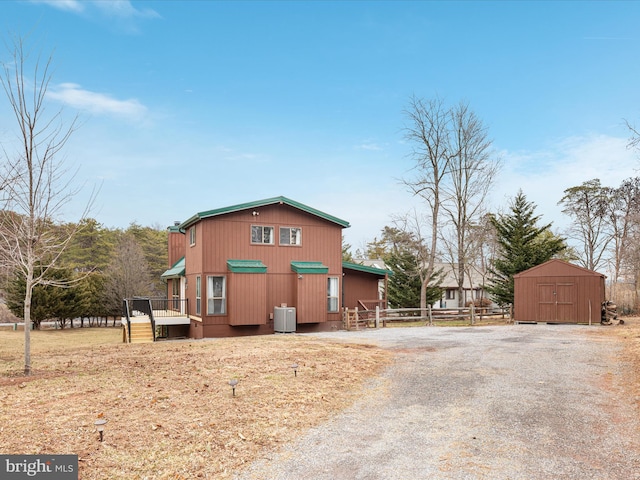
[161,196,388,338]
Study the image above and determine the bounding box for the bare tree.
[103,233,153,313]
[558,179,613,271]
[625,119,640,153]
[402,96,499,309]
[607,177,640,301]
[0,36,91,375]
[441,102,500,306]
[402,96,452,311]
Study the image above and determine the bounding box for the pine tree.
[486,191,566,306]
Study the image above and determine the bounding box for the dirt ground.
[0,319,638,479]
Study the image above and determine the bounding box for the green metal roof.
[290,261,329,274]
[161,257,185,278]
[179,196,350,230]
[342,261,393,277]
[227,259,268,273]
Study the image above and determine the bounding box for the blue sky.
[1,0,639,251]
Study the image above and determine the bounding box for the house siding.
[343,269,381,309]
[228,273,267,326]
[167,231,185,268]
[183,202,344,335]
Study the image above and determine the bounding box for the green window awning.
[161,257,185,278]
[290,261,329,274]
[227,259,267,273]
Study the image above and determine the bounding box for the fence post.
[470,303,475,325]
[375,305,380,329]
[427,305,432,326]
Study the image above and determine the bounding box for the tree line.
[1,218,168,329]
[344,98,640,313]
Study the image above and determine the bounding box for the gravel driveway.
[237,324,640,480]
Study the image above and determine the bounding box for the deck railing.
[122,297,190,342]
[148,297,189,317]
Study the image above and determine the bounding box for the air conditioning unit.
[274,307,296,333]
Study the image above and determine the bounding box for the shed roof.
[178,196,350,230]
[514,259,605,279]
[343,261,392,277]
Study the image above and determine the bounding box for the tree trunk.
[24,278,33,376]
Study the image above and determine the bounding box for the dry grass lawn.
[1,319,638,479]
[608,316,640,409]
[0,327,392,479]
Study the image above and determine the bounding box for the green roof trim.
[179,196,350,230]
[161,257,185,278]
[227,259,267,273]
[342,261,393,277]
[290,261,329,274]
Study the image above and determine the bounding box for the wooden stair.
[129,320,154,343]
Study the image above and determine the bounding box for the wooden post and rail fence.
[342,304,512,330]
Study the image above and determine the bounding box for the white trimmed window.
[207,276,226,315]
[446,289,455,300]
[251,225,274,245]
[327,277,339,312]
[189,226,196,246]
[195,276,201,315]
[280,227,301,246]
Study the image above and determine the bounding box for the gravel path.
[236,324,640,480]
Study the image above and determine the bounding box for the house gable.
[179,196,350,231]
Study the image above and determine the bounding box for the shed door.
[538,284,556,321]
[556,283,576,322]
[537,283,577,323]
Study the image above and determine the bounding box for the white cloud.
[29,0,84,13]
[30,0,160,33]
[356,142,383,151]
[493,134,639,231]
[47,83,148,121]
[93,0,160,20]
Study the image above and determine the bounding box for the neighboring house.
[435,262,493,309]
[160,196,389,339]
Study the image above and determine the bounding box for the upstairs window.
[189,226,196,246]
[280,227,301,246]
[251,225,274,245]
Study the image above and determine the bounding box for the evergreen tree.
[5,265,83,329]
[61,218,116,272]
[486,191,566,306]
[374,226,443,308]
[342,237,354,262]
